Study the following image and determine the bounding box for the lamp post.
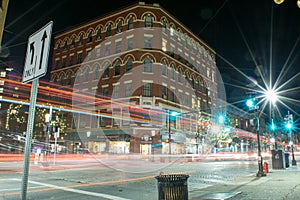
[246,98,266,177]
[285,112,297,166]
[167,110,180,156]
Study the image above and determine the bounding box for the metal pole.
[21,78,39,200]
[256,112,265,177]
[45,106,52,162]
[168,110,171,155]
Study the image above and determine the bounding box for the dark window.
[62,58,66,68]
[103,66,110,78]
[162,85,167,99]
[125,58,133,73]
[145,15,153,28]
[128,16,134,30]
[115,41,122,53]
[114,61,121,76]
[77,53,82,64]
[69,55,74,66]
[78,35,83,46]
[102,87,109,96]
[162,20,167,34]
[162,62,167,76]
[70,38,75,48]
[87,31,93,43]
[117,21,122,33]
[106,24,112,37]
[96,28,102,40]
[63,41,68,51]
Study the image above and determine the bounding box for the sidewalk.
[190,165,300,200]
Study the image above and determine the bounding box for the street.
[0,155,265,200]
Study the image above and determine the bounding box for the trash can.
[285,152,290,168]
[271,149,285,169]
[155,174,189,200]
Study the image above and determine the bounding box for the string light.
[274,0,300,8]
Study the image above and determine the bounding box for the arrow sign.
[39,31,47,70]
[22,21,53,83]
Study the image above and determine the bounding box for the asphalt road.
[0,157,264,200]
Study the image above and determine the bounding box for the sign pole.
[21,78,39,200]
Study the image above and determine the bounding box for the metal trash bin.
[155,174,189,200]
[271,149,285,169]
[285,152,290,168]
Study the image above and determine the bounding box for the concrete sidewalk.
[190,165,300,200]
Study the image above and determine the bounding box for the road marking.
[12,178,130,200]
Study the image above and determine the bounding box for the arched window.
[125,58,133,73]
[162,19,167,34]
[87,31,93,43]
[94,67,100,80]
[114,61,121,76]
[106,24,112,37]
[70,38,75,48]
[83,69,89,82]
[117,21,122,33]
[128,16,134,30]
[96,28,101,40]
[144,15,153,28]
[63,41,68,51]
[78,34,83,46]
[144,58,152,72]
[161,61,167,76]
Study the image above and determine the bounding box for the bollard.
[263,161,269,173]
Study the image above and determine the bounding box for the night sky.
[2,0,300,118]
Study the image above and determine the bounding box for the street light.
[285,112,297,166]
[246,98,266,177]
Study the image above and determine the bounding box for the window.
[77,52,82,64]
[94,67,100,80]
[112,84,120,98]
[125,82,132,97]
[127,37,133,50]
[170,45,175,58]
[170,67,175,80]
[125,58,133,73]
[87,31,92,43]
[105,44,110,56]
[170,88,175,102]
[114,61,121,76]
[106,24,112,37]
[55,60,59,69]
[128,16,134,30]
[143,83,152,97]
[56,42,61,53]
[103,66,110,78]
[144,58,152,73]
[162,62,167,76]
[162,85,167,99]
[63,41,68,51]
[144,36,152,49]
[83,69,89,82]
[69,55,74,66]
[162,20,167,34]
[95,47,101,58]
[115,40,122,53]
[185,93,190,106]
[66,73,72,85]
[70,38,75,48]
[96,28,101,40]
[178,70,182,83]
[78,34,83,46]
[117,21,122,33]
[86,49,92,61]
[144,15,153,28]
[102,87,109,96]
[62,57,66,68]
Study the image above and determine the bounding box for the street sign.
[22,21,53,83]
